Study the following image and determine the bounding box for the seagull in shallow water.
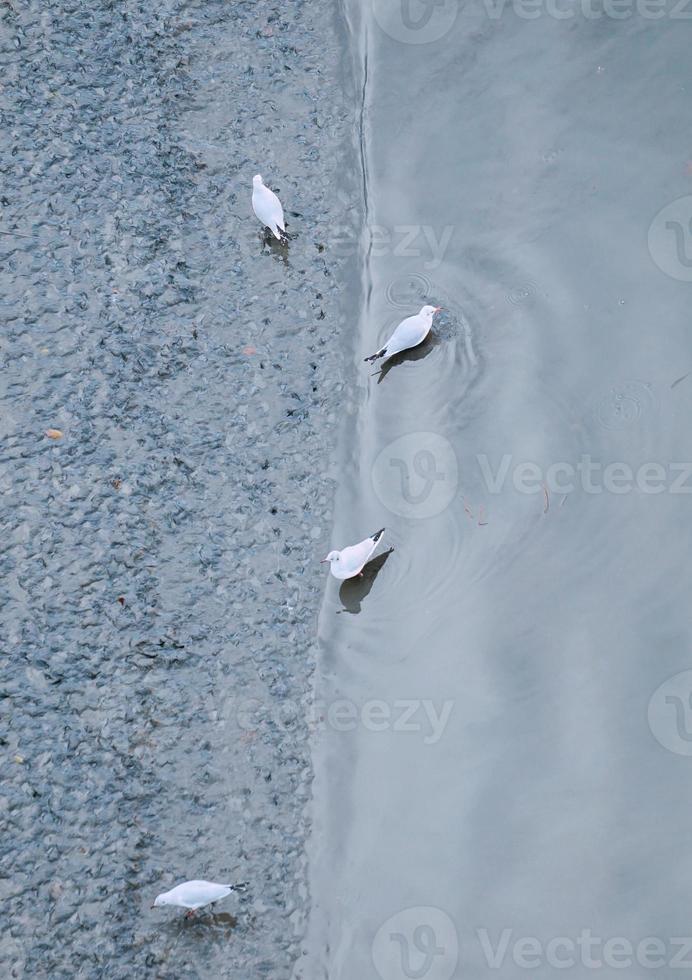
[364,305,442,364]
[252,174,287,241]
[152,880,246,917]
[321,528,385,580]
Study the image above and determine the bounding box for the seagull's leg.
[184,909,196,919]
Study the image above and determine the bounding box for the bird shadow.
[159,910,239,939]
[337,548,394,614]
[259,229,290,263]
[373,333,440,385]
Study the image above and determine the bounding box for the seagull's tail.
[370,528,385,544]
[229,881,249,892]
[364,347,386,363]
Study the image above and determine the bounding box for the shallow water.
[304,3,692,978]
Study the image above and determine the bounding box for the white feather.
[323,530,385,580]
[386,307,435,355]
[154,880,234,910]
[252,175,285,240]
[366,305,440,362]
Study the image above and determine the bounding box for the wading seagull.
[252,174,287,241]
[364,305,442,364]
[152,880,246,917]
[321,528,385,580]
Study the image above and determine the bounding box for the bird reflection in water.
[373,333,440,384]
[338,548,394,614]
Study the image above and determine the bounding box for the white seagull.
[252,174,286,241]
[364,305,442,364]
[321,528,385,580]
[152,879,245,917]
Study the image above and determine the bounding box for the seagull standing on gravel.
[364,305,442,364]
[252,174,287,242]
[321,528,385,580]
[152,880,246,918]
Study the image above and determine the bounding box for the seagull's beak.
[433,306,443,313]
[150,904,156,909]
[320,557,329,563]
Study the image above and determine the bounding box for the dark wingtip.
[371,528,385,543]
[364,348,386,363]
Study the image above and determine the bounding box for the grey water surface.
[303,3,692,979]
[1,1,357,977]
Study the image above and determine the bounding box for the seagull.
[152,880,246,917]
[321,528,385,580]
[252,174,287,242]
[364,305,442,364]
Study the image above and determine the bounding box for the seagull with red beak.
[364,305,442,364]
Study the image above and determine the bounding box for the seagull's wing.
[173,880,232,908]
[338,530,384,577]
[386,313,428,355]
[253,185,285,234]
